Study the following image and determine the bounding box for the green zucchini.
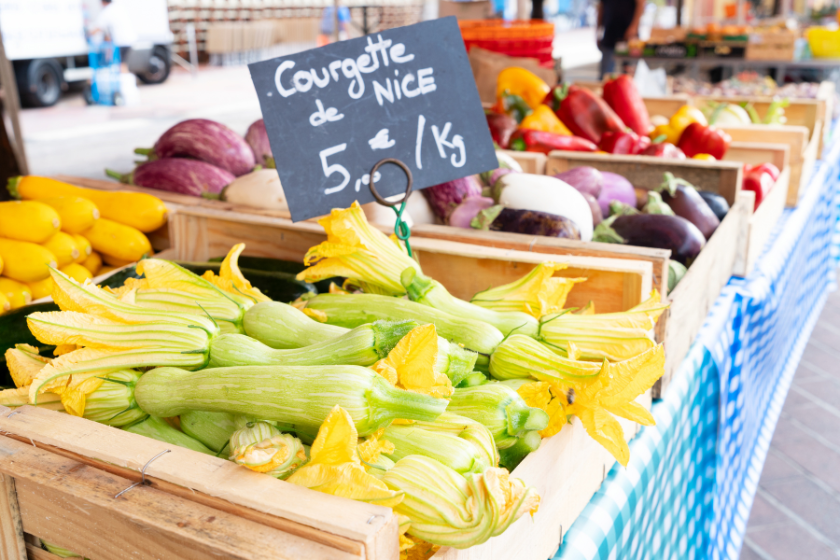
[134,365,449,437]
[124,416,215,455]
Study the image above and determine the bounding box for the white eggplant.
[216,169,287,210]
[496,174,594,241]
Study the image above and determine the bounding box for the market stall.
[1,14,839,560]
[556,122,840,560]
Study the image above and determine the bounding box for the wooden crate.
[0,400,648,560]
[688,96,823,206]
[543,153,751,398]
[170,206,652,311]
[724,142,791,276]
[0,214,657,560]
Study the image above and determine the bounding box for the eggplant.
[108,158,235,197]
[245,119,273,168]
[449,196,496,228]
[657,173,720,240]
[146,119,256,177]
[598,172,636,217]
[582,193,603,226]
[488,207,581,239]
[422,176,484,221]
[553,167,603,198]
[603,214,705,265]
[697,190,730,220]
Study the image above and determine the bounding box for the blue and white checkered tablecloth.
[554,123,840,560]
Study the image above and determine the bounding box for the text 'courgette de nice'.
[274,35,436,106]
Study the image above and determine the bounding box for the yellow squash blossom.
[5,344,50,388]
[296,202,421,296]
[201,243,271,303]
[372,323,453,398]
[287,405,404,507]
[516,381,570,438]
[230,421,308,479]
[539,291,668,361]
[470,263,586,318]
[358,427,396,464]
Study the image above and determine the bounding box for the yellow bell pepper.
[519,105,571,136]
[692,153,716,161]
[650,105,708,145]
[496,67,551,111]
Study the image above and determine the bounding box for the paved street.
[740,286,840,560]
[20,65,263,180]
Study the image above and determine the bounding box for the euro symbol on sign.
[310,99,345,127]
[369,129,396,150]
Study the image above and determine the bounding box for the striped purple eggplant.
[245,119,274,168]
[148,119,256,176]
[107,158,235,197]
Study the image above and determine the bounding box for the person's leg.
[599,47,615,79]
[531,0,544,19]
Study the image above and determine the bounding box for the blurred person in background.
[597,0,644,77]
[88,0,138,69]
[317,6,351,46]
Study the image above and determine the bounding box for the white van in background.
[0,0,174,107]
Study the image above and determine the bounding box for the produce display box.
[724,142,791,276]
[542,152,752,398]
[0,403,647,560]
[687,95,826,206]
[0,211,657,560]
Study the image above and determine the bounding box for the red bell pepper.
[544,84,625,145]
[742,164,777,210]
[485,112,518,149]
[746,162,781,182]
[509,129,597,154]
[598,130,651,155]
[602,75,651,136]
[676,122,732,160]
[641,142,686,159]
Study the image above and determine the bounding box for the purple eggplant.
[245,119,274,168]
[697,190,729,220]
[145,119,256,177]
[107,158,235,197]
[582,193,603,226]
[598,172,636,217]
[449,196,496,228]
[553,167,603,199]
[657,173,720,240]
[600,214,705,265]
[488,207,581,239]
[422,176,484,220]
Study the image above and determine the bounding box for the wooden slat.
[26,543,74,560]
[0,435,360,560]
[502,151,546,175]
[725,141,790,171]
[545,152,744,205]
[169,206,654,312]
[410,224,671,302]
[658,192,752,396]
[0,406,396,560]
[0,475,27,560]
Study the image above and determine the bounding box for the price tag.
[249,17,497,222]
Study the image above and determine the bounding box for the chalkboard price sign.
[249,17,497,222]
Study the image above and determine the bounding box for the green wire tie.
[369,158,414,257]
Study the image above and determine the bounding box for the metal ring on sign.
[368,158,413,207]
